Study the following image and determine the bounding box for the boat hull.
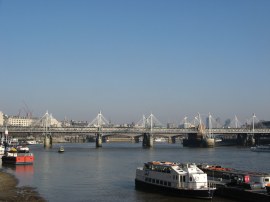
[202,138,215,148]
[215,186,270,201]
[135,179,214,200]
[266,186,270,195]
[2,155,34,165]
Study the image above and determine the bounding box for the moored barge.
[198,164,270,189]
[2,147,34,165]
[135,161,216,200]
[198,164,270,201]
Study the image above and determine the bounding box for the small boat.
[26,140,38,145]
[154,137,167,143]
[250,144,270,152]
[2,147,34,165]
[58,146,64,153]
[17,145,30,153]
[135,161,216,200]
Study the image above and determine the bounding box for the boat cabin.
[138,161,209,190]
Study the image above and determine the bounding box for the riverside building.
[0,111,3,126]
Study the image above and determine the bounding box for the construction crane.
[22,100,33,118]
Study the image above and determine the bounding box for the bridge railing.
[1,126,270,134]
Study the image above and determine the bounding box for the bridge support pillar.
[44,134,52,148]
[96,133,102,148]
[134,137,140,143]
[102,136,108,143]
[168,137,176,144]
[237,134,254,146]
[142,133,153,148]
[248,134,255,146]
[237,134,247,146]
[254,134,262,145]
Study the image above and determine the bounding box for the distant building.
[70,120,88,127]
[7,116,34,127]
[167,123,177,129]
[179,122,194,129]
[0,111,3,126]
[39,114,61,127]
[6,113,61,127]
[50,116,61,127]
[261,121,270,128]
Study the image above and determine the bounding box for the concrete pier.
[142,133,153,148]
[168,137,176,144]
[44,134,52,148]
[96,133,102,147]
[237,134,255,146]
[134,137,140,143]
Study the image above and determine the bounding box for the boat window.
[168,182,171,187]
[189,177,192,182]
[152,179,155,183]
[183,176,186,182]
[265,178,269,182]
[173,175,175,180]
[160,180,163,185]
[180,175,182,182]
[164,181,167,186]
[156,179,160,184]
[222,174,230,180]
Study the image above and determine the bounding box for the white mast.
[4,126,8,144]
[150,113,153,133]
[208,113,212,138]
[252,113,256,135]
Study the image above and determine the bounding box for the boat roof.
[145,161,205,174]
[199,164,270,177]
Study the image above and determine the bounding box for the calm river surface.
[1,142,269,202]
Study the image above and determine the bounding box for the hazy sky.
[0,0,269,125]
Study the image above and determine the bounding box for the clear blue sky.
[0,0,269,125]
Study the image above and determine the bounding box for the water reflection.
[1,143,269,202]
[2,164,34,173]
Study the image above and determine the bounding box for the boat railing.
[208,180,217,188]
[7,152,33,157]
[17,153,33,156]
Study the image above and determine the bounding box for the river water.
[1,142,269,202]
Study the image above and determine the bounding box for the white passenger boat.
[250,145,270,152]
[135,161,216,200]
[154,137,167,143]
[26,140,38,145]
[58,146,65,153]
[16,145,30,153]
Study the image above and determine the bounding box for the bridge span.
[1,126,270,135]
[1,126,270,148]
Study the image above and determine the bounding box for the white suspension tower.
[208,113,213,138]
[149,113,153,133]
[234,115,239,128]
[252,113,256,135]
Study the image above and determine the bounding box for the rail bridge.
[1,126,270,147]
[1,112,270,148]
[2,126,270,135]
